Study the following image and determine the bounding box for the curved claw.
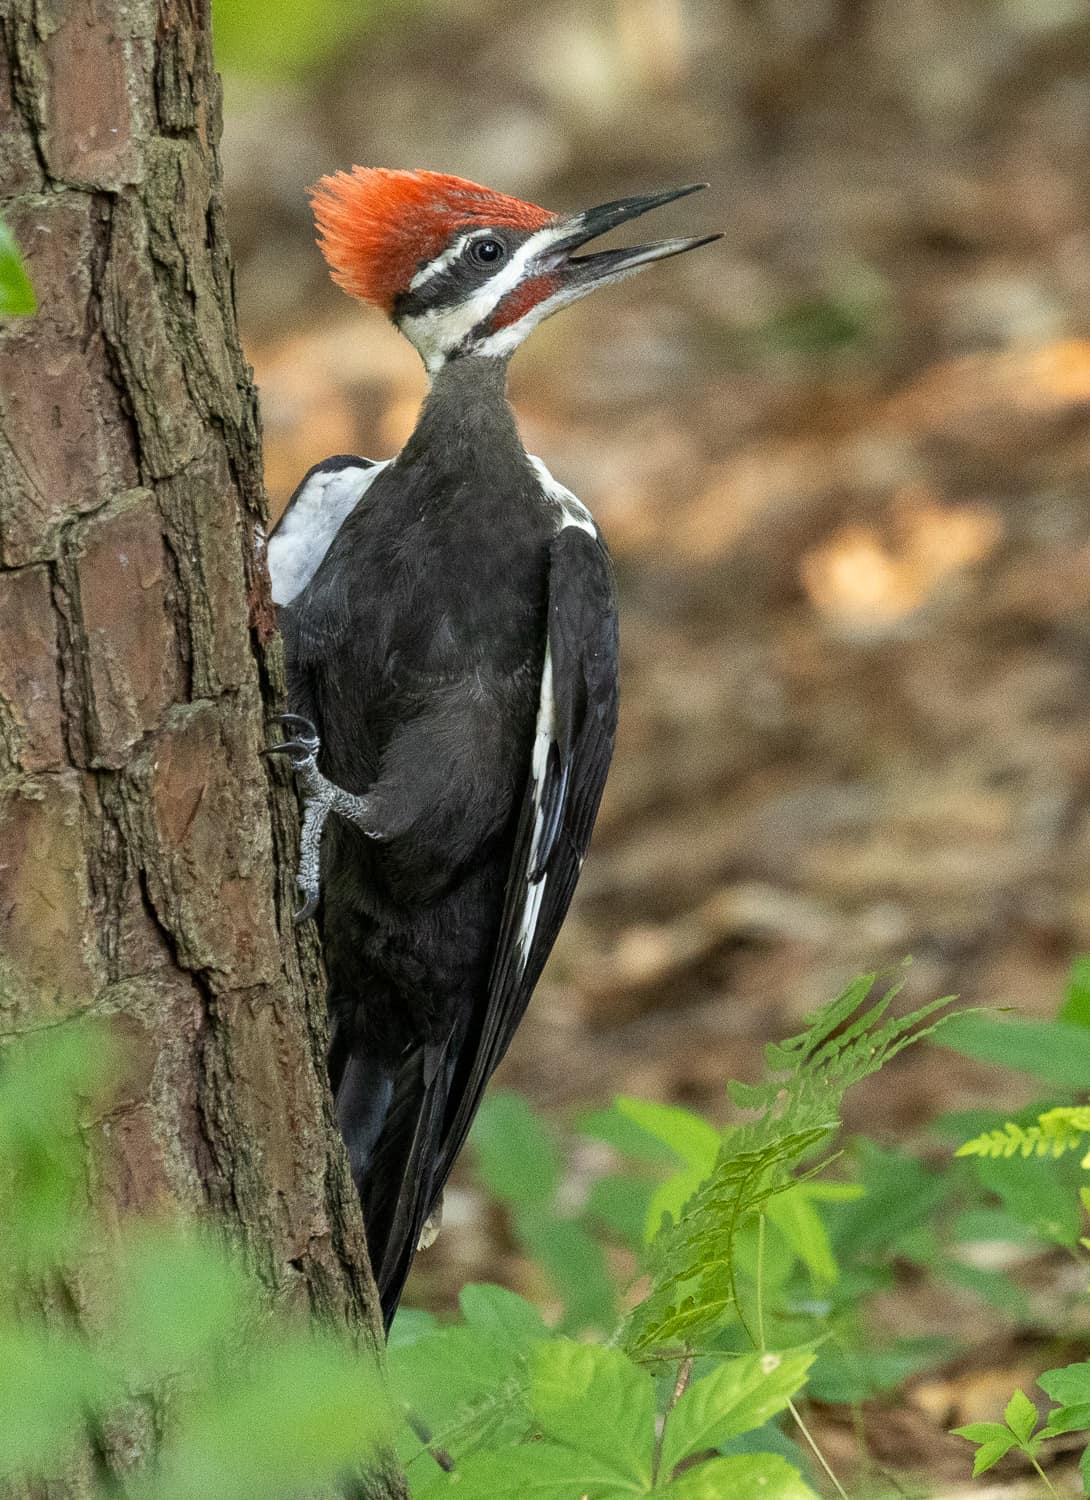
[276,713,319,737]
[263,712,320,765]
[294,887,320,924]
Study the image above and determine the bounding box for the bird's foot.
[264,714,379,923]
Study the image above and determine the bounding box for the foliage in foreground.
[0,1026,392,1499]
[454,960,1090,1498]
[8,962,1090,1498]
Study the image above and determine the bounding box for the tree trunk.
[0,1,403,1494]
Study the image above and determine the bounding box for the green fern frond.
[624,972,957,1358]
[956,1107,1090,1163]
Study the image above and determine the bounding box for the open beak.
[546,183,721,287]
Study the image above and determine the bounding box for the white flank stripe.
[267,461,389,605]
[516,642,555,968]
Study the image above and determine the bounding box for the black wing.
[437,523,619,1190]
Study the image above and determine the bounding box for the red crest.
[310,168,556,312]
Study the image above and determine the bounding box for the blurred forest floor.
[222,0,1090,1486]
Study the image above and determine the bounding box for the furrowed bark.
[0,0,403,1493]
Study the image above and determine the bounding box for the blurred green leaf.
[938,1013,1090,1087]
[530,1340,654,1484]
[458,1283,546,1350]
[614,1097,721,1171]
[0,1326,108,1479]
[146,1336,393,1500]
[808,1336,949,1405]
[828,1140,946,1259]
[579,1104,677,1164]
[0,1025,114,1269]
[660,1348,815,1476]
[471,1092,560,1209]
[1039,1362,1090,1407]
[517,1210,616,1334]
[1060,956,1090,1028]
[644,1165,710,1244]
[973,1155,1081,1248]
[389,1323,521,1430]
[106,1228,252,1383]
[584,1172,656,1247]
[0,220,36,316]
[212,0,414,79]
[660,1452,818,1498]
[765,1187,838,1288]
[437,1441,640,1499]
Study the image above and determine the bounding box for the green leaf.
[614,1097,721,1170]
[0,221,36,317]
[1004,1388,1038,1443]
[517,1210,616,1333]
[765,1186,838,1287]
[660,1349,815,1476]
[1039,1362,1090,1407]
[1079,1441,1090,1495]
[471,1092,560,1208]
[808,1337,949,1405]
[106,1228,252,1382]
[388,1307,438,1348]
[146,1337,393,1500]
[644,1166,710,1243]
[579,1105,678,1164]
[952,1422,1014,1444]
[530,1340,655,1485]
[1060,956,1090,1028]
[389,1324,520,1428]
[973,1156,1081,1248]
[585,1173,657,1247]
[938,1013,1090,1088]
[1039,1403,1090,1438]
[458,1283,546,1350]
[659,1453,819,1498]
[444,1441,643,1498]
[970,1433,1020,1475]
[0,1326,108,1478]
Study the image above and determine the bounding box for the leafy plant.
[945,957,1090,1494]
[0,1025,394,1498]
[957,1107,1090,1165]
[0,218,36,316]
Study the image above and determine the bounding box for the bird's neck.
[398,356,524,476]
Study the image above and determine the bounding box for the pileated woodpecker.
[265,169,718,1329]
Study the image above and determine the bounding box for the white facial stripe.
[408,233,472,291]
[399,219,570,373]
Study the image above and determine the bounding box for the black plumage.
[278,357,618,1326]
[269,168,716,1330]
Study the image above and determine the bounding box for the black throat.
[397,356,527,482]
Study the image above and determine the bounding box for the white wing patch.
[516,642,555,970]
[526,455,598,537]
[267,461,389,605]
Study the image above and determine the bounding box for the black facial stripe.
[392,224,544,325]
[393,267,465,322]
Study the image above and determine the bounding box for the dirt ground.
[223,2,1090,1487]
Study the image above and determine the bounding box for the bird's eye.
[468,237,505,267]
